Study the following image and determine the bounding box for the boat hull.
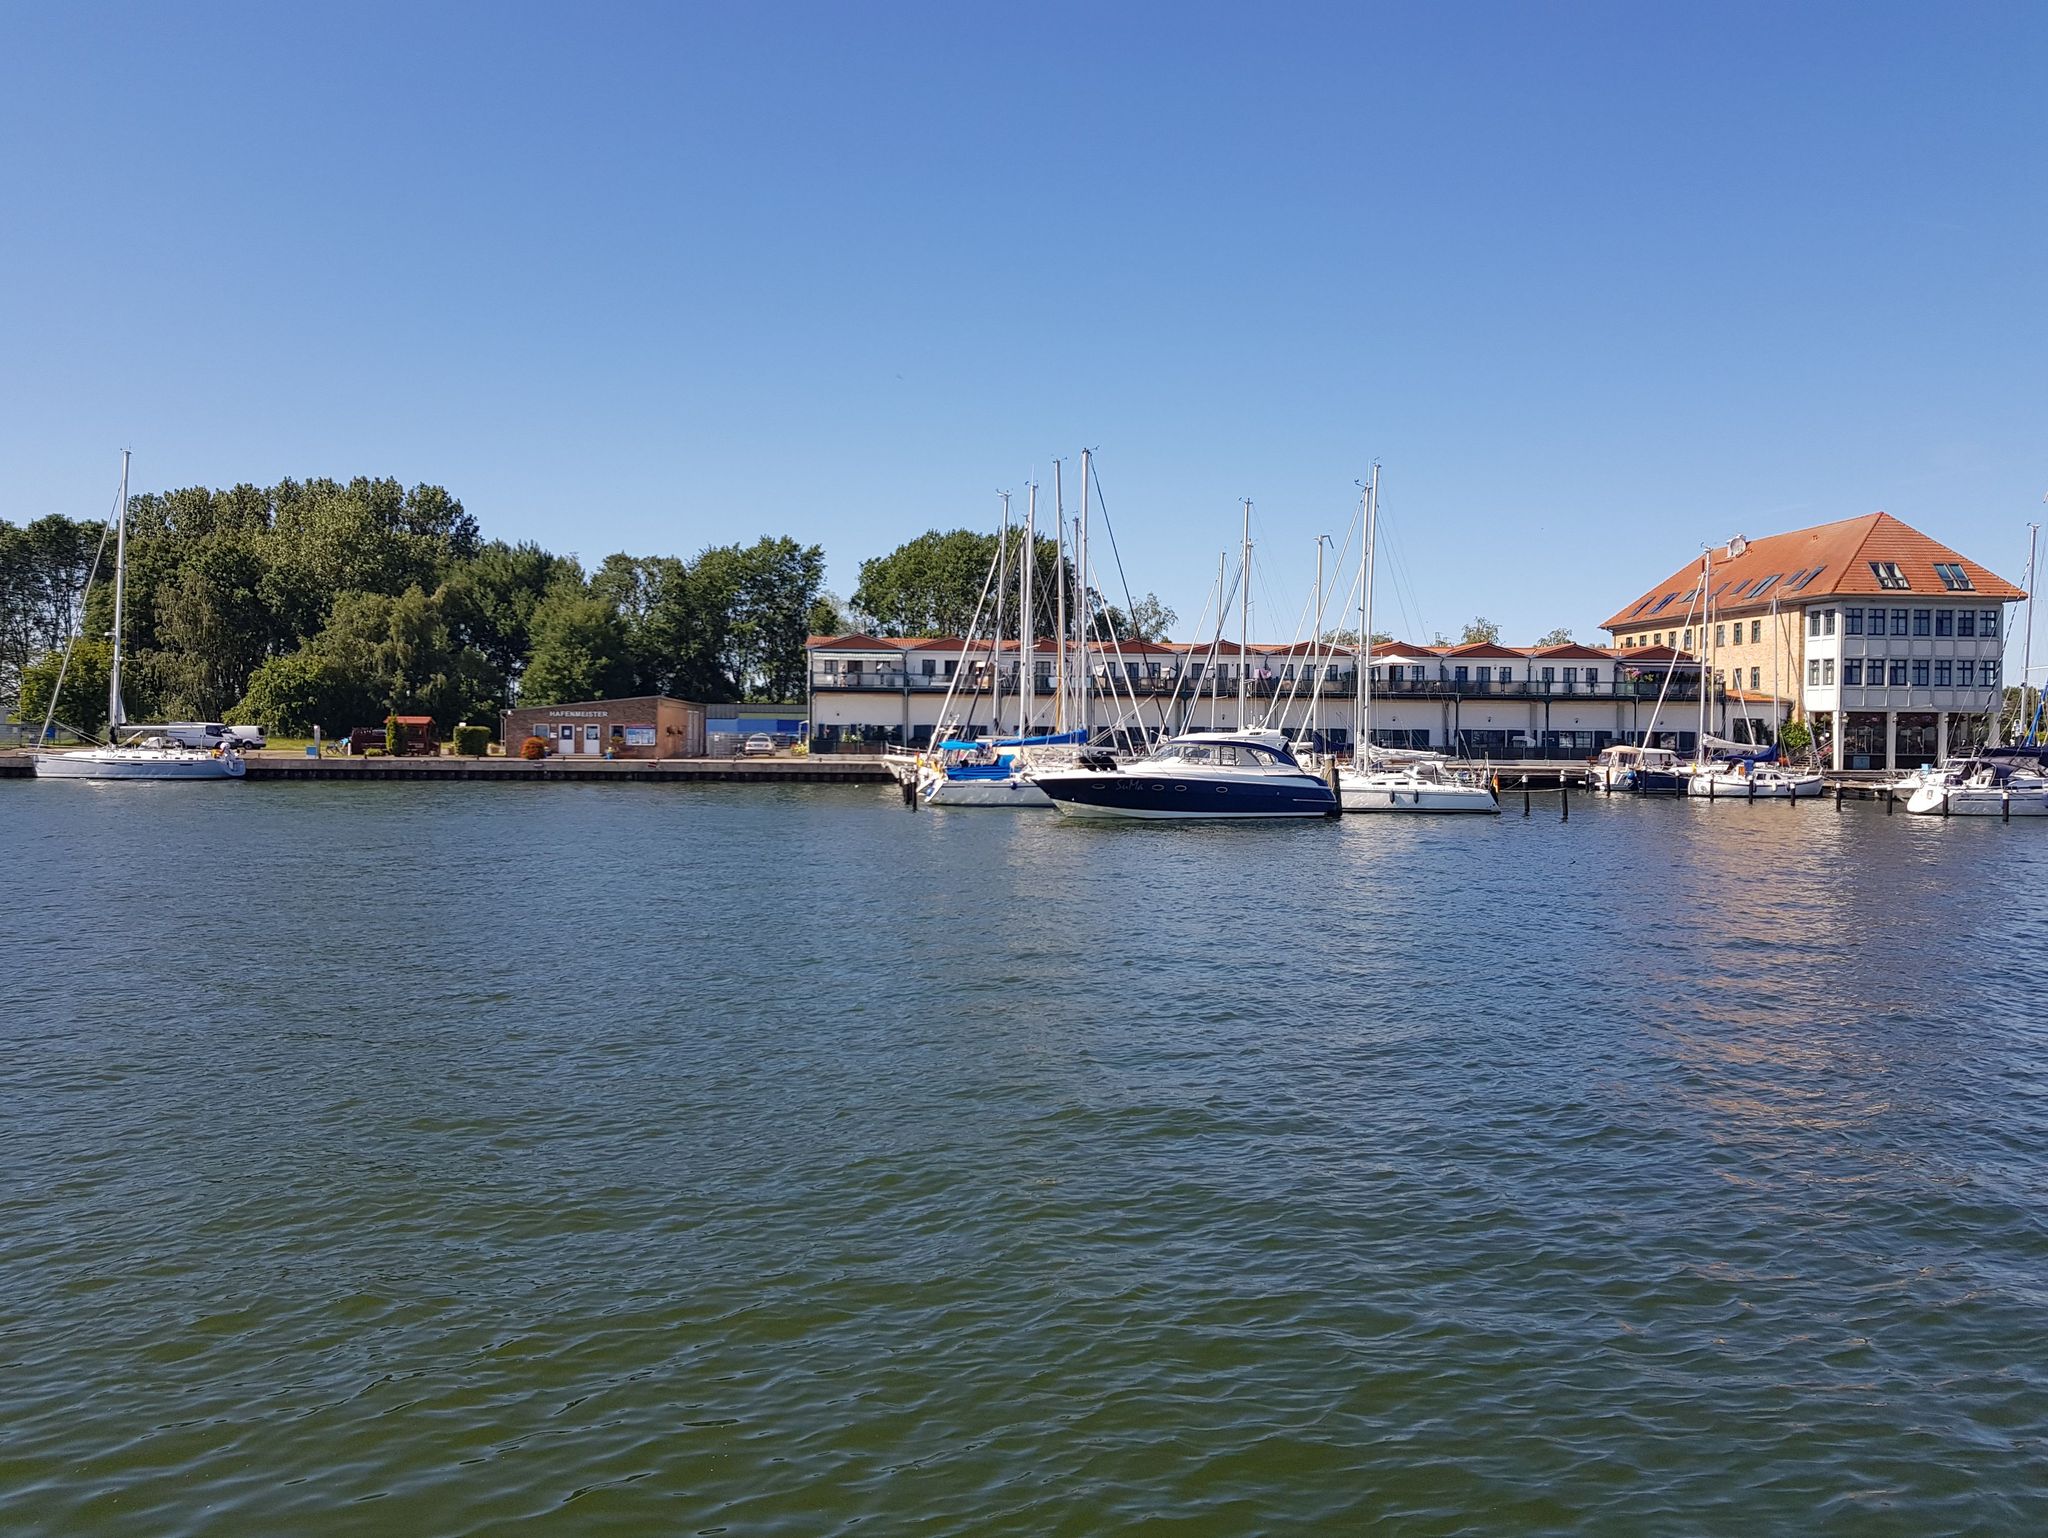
[1035,770,1338,820]
[1905,785,2048,816]
[33,750,246,780]
[1338,781,1498,813]
[1631,769,1689,796]
[922,775,1052,808]
[1687,773,1824,800]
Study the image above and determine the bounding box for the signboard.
[623,726,657,747]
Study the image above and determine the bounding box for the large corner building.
[1602,513,2024,770]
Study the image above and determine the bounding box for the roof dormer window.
[1870,561,1910,590]
[1935,562,1974,591]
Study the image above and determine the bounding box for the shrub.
[520,735,548,761]
[385,713,405,757]
[452,724,491,757]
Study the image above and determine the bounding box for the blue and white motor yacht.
[1031,730,1339,820]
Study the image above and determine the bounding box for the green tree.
[519,581,638,706]
[1460,616,1502,645]
[15,639,113,739]
[1111,593,1177,643]
[1534,626,1574,646]
[444,540,577,685]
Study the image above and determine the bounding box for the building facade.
[807,634,1738,758]
[501,695,706,759]
[1603,513,2023,770]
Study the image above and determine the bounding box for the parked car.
[224,725,267,749]
[742,733,777,756]
[156,721,263,751]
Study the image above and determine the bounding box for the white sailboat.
[1687,577,1821,798]
[1336,466,1498,814]
[34,453,247,782]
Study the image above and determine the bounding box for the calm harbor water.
[4,781,2047,1535]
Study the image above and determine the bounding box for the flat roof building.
[501,695,705,759]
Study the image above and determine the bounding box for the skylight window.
[1786,566,1826,593]
[1648,593,1679,614]
[1727,579,1753,599]
[1628,596,1655,617]
[1870,561,1910,590]
[1747,574,1783,599]
[1935,562,1974,591]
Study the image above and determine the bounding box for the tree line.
[2,476,826,738]
[2,476,1190,741]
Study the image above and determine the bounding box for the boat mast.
[1052,459,1065,731]
[1021,482,1036,735]
[1770,585,1781,750]
[1697,548,1712,752]
[1210,551,1224,730]
[1239,498,1251,729]
[2023,522,2038,745]
[1310,534,1326,752]
[108,449,130,733]
[991,491,1010,738]
[1360,464,1379,764]
[1077,447,1091,739]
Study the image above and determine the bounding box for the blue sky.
[3,2,2043,649]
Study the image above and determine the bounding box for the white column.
[1832,709,1845,771]
[1884,709,1897,771]
[1937,710,1950,761]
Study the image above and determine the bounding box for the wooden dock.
[0,752,893,783]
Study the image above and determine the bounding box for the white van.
[154,722,267,750]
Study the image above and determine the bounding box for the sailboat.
[1687,574,1820,798]
[33,453,247,782]
[1336,467,1497,814]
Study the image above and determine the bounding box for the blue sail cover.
[993,731,1088,748]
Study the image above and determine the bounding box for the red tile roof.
[1603,513,2023,632]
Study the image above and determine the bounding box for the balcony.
[808,669,1722,703]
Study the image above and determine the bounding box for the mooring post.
[1325,755,1342,814]
[1522,789,1531,817]
[1560,786,1569,823]
[2004,788,2012,823]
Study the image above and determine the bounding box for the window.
[1823,659,1835,685]
[1912,660,1928,687]
[822,658,840,675]
[1454,666,1469,684]
[1935,610,1954,637]
[1807,659,1820,686]
[944,660,957,676]
[1808,610,1821,637]
[1750,620,1762,643]
[1628,596,1656,617]
[1474,665,1491,684]
[1846,609,1864,636]
[1981,609,1999,637]
[1585,668,1599,686]
[921,658,937,676]
[1912,609,1931,637]
[1959,661,1975,687]
[1958,610,1977,638]
[1843,660,1861,686]
[1824,609,1836,636]
[1749,574,1783,599]
[1890,661,1908,686]
[1541,666,1556,684]
[1652,633,1663,647]
[1563,667,1579,689]
[1891,609,1910,636]
[1788,566,1826,593]
[1649,593,1678,614]
[1935,661,1952,686]
[1985,661,2000,688]
[1683,628,1693,649]
[1869,561,1910,589]
[1750,666,1761,690]
[1936,562,1974,591]
[1716,623,1726,647]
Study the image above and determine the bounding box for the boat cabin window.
[1178,745,1214,765]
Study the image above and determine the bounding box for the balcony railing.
[810,671,1717,702]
